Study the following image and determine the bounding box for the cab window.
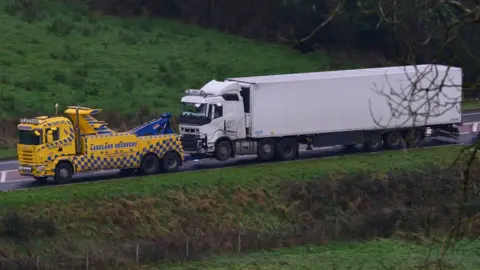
[45,128,60,142]
[213,104,223,119]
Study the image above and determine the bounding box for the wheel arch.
[162,149,183,166]
[140,152,161,163]
[215,136,234,157]
[55,159,75,173]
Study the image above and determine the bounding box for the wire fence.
[0,231,310,270]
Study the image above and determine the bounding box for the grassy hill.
[0,0,354,120]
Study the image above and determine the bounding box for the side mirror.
[34,130,40,136]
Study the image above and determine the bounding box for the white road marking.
[0,160,18,164]
[1,169,19,173]
[0,172,6,183]
[473,123,478,132]
[3,178,31,183]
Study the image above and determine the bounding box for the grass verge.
[0,147,16,160]
[0,145,466,206]
[463,101,480,111]
[1,145,478,269]
[161,239,480,270]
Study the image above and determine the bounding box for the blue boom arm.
[129,113,175,136]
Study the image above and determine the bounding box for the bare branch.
[293,0,344,47]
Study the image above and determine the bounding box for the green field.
[161,239,480,270]
[0,0,350,120]
[1,145,478,268]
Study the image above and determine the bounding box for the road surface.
[1,112,480,192]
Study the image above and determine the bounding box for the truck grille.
[18,149,34,163]
[181,134,200,151]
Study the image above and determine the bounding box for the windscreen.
[18,130,42,145]
[181,102,208,117]
[179,102,211,125]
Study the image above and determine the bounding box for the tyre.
[363,135,383,152]
[404,128,424,148]
[383,131,403,149]
[215,140,232,161]
[33,176,49,184]
[140,154,160,175]
[162,152,181,173]
[54,162,73,184]
[257,139,276,161]
[276,138,299,161]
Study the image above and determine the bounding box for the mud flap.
[426,126,460,141]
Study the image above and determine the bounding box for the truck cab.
[179,80,249,161]
[17,116,79,180]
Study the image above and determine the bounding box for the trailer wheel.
[215,140,232,161]
[140,154,160,175]
[363,135,383,152]
[404,128,424,148]
[54,162,73,185]
[383,131,403,149]
[276,138,299,161]
[257,139,276,161]
[162,152,181,173]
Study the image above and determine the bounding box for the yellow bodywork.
[17,107,184,178]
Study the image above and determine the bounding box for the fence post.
[185,238,189,258]
[237,233,241,253]
[85,251,89,270]
[135,243,139,264]
[36,255,40,270]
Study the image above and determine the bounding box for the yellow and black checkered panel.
[138,135,183,158]
[67,134,183,172]
[72,154,141,171]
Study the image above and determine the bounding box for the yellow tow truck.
[17,106,184,184]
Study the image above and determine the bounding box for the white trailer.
[178,64,463,162]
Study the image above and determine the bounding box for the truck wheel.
[215,140,232,161]
[54,163,73,185]
[140,154,160,175]
[404,128,424,148]
[276,138,298,161]
[363,135,383,152]
[383,131,403,149]
[162,152,181,173]
[257,139,276,161]
[34,177,49,184]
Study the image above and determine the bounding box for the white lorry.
[178,64,463,162]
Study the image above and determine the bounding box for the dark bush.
[1,210,57,239]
